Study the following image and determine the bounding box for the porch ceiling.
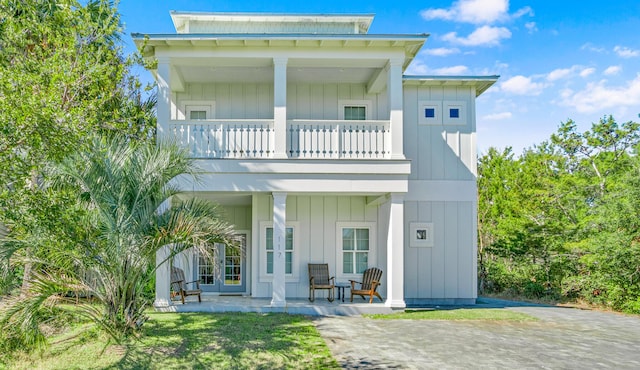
[172,60,381,84]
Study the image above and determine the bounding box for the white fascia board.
[171,173,409,193]
[192,159,411,175]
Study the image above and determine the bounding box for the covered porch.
[157,294,396,316]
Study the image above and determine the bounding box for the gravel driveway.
[314,299,640,369]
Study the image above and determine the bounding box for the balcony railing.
[169,119,391,159]
[169,120,273,159]
[287,120,390,159]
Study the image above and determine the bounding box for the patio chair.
[170,266,202,304]
[308,263,335,302]
[349,267,383,303]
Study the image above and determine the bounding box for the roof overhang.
[170,11,376,34]
[403,75,499,96]
[131,33,428,71]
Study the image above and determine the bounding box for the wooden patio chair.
[170,266,202,304]
[308,263,335,302]
[349,267,383,303]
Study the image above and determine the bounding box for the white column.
[388,58,405,160]
[271,192,287,307]
[155,245,172,307]
[386,193,406,308]
[273,58,288,159]
[156,57,171,143]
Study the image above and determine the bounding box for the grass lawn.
[367,308,538,321]
[3,312,339,370]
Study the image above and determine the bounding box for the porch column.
[273,58,288,159]
[386,193,406,308]
[154,198,172,307]
[154,245,172,307]
[271,192,287,307]
[388,58,405,159]
[156,57,171,143]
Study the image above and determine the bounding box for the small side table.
[335,282,350,302]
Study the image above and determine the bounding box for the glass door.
[198,233,246,293]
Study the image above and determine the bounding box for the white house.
[132,11,497,309]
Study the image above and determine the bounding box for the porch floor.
[156,293,397,316]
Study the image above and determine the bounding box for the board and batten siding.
[403,85,477,181]
[403,200,477,304]
[251,194,387,299]
[175,82,388,120]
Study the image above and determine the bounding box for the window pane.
[266,228,273,250]
[356,252,368,273]
[343,252,353,274]
[285,251,292,274]
[190,110,207,120]
[342,228,354,250]
[344,106,366,120]
[267,251,273,274]
[285,227,294,250]
[425,108,435,118]
[356,229,369,250]
[450,108,460,118]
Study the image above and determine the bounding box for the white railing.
[168,119,391,160]
[287,120,390,159]
[169,120,274,159]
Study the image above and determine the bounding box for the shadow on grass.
[112,312,337,369]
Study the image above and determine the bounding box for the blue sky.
[119,0,640,154]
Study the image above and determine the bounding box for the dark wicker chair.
[170,266,202,304]
[349,267,383,303]
[308,263,335,302]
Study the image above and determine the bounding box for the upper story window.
[339,100,372,121]
[178,100,215,120]
[344,106,366,120]
[189,110,207,120]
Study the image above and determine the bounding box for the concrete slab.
[314,299,640,369]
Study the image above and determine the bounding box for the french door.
[198,233,246,293]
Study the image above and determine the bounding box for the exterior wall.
[188,21,358,34]
[403,85,477,181]
[402,84,478,304]
[174,82,388,120]
[251,194,387,299]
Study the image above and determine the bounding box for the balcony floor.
[155,293,396,316]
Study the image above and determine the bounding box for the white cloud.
[560,75,640,113]
[614,46,640,58]
[547,68,573,81]
[581,43,606,53]
[424,47,461,56]
[482,112,513,120]
[604,65,622,75]
[525,22,538,33]
[420,0,509,24]
[404,59,470,75]
[434,65,470,75]
[442,26,512,47]
[500,75,545,95]
[545,65,595,81]
[580,68,595,78]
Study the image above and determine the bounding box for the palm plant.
[0,135,236,345]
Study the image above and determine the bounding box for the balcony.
[169,119,391,160]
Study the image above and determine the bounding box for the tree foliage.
[0,0,155,294]
[479,116,640,312]
[0,136,237,347]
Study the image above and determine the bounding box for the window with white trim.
[339,100,372,120]
[419,100,442,125]
[179,100,215,120]
[344,106,366,120]
[443,100,467,125]
[342,228,369,274]
[336,222,376,279]
[266,227,293,274]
